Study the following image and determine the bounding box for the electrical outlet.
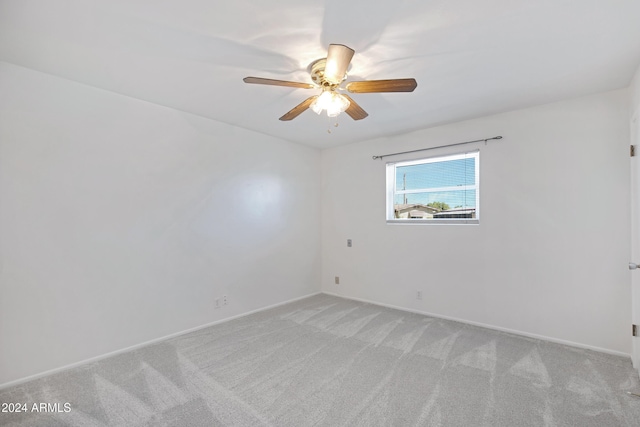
[215,298,220,308]
[223,295,228,305]
[335,276,340,285]
[416,290,422,300]
[347,239,352,247]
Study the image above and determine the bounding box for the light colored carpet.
[1,294,640,426]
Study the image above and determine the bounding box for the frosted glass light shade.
[310,91,350,117]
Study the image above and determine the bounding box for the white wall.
[0,62,321,386]
[630,63,640,371]
[631,64,640,117]
[321,89,631,354]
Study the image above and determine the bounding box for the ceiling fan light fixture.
[327,93,350,117]
[310,90,350,117]
[244,43,416,123]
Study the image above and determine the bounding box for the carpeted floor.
[1,293,640,426]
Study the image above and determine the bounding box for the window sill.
[386,219,479,225]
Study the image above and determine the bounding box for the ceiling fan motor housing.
[309,58,344,88]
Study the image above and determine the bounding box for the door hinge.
[634,324,638,337]
[632,145,636,157]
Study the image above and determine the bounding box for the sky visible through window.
[394,157,476,209]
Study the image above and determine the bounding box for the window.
[386,151,479,223]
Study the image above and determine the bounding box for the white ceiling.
[1,0,639,148]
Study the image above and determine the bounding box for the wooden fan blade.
[346,78,417,93]
[279,96,318,121]
[342,94,368,120]
[243,77,314,89]
[324,44,355,85]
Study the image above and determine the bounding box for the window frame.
[386,150,480,225]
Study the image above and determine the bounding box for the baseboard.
[0,292,322,390]
[322,291,631,359]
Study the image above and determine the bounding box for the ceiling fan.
[243,44,417,121]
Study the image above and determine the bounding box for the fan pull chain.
[327,117,340,133]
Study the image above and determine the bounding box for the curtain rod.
[372,136,503,160]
